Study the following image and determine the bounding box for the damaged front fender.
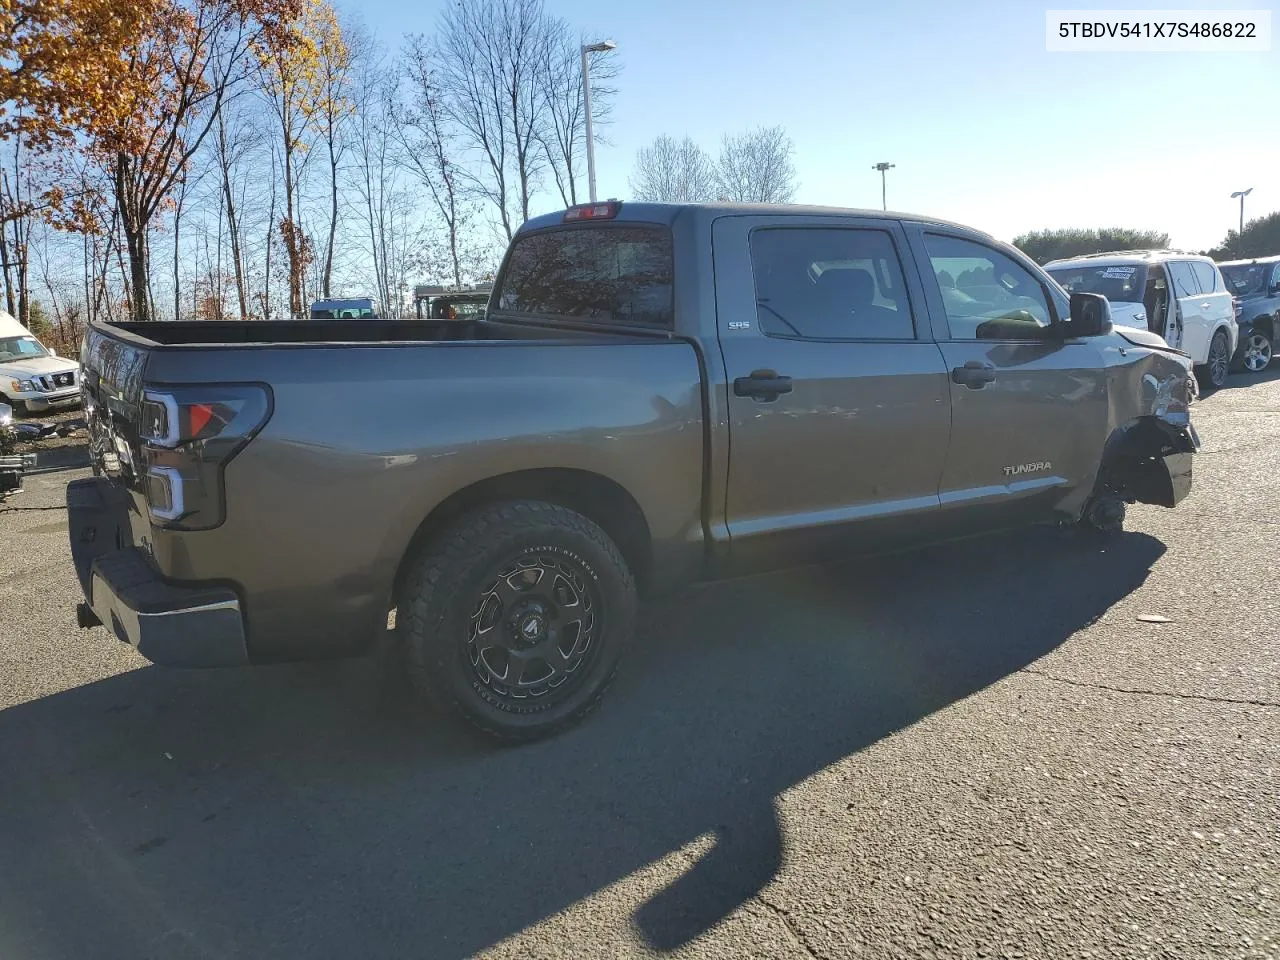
[1097,344,1200,509]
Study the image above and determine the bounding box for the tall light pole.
[581,39,616,204]
[872,162,895,210]
[1231,187,1253,237]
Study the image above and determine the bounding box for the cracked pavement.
[1,371,1277,959]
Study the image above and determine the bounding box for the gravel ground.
[0,371,1276,960]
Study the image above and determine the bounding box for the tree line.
[0,0,621,329]
[1015,217,1279,266]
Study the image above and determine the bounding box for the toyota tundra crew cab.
[67,202,1199,741]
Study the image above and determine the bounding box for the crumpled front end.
[1098,341,1199,509]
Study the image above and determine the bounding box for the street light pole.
[872,162,895,210]
[581,40,616,204]
[1231,187,1253,238]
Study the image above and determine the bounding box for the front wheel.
[396,500,637,742]
[1197,329,1231,392]
[1240,330,1273,373]
[1077,494,1126,541]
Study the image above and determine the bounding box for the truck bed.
[103,318,629,347]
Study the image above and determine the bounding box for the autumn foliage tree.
[2,0,300,321]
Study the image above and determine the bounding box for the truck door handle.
[951,360,996,389]
[734,369,793,400]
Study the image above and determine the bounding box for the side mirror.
[1065,292,1113,338]
[1270,283,1280,297]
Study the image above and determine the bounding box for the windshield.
[0,335,50,362]
[1046,263,1148,302]
[1219,263,1270,296]
[494,225,674,328]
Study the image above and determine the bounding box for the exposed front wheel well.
[390,468,653,607]
[1096,417,1193,508]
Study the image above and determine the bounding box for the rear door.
[905,227,1109,529]
[713,214,952,570]
[1189,259,1235,350]
[1169,259,1212,363]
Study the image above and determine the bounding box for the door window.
[748,228,915,340]
[923,234,1052,340]
[1190,260,1221,295]
[1168,261,1201,297]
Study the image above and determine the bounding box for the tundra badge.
[1004,461,1052,477]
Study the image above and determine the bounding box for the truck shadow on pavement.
[0,527,1165,960]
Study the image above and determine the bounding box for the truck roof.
[518,202,995,241]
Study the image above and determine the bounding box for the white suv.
[1045,251,1238,390]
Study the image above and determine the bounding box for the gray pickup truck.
[68,201,1199,741]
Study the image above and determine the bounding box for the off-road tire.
[396,500,637,743]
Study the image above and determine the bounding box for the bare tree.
[536,23,618,207]
[628,135,717,202]
[213,108,257,319]
[435,0,554,240]
[715,126,798,203]
[398,34,472,288]
[314,12,357,299]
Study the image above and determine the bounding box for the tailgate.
[81,324,152,489]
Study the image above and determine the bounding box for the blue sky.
[358,0,1278,250]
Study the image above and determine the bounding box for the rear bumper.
[67,477,248,667]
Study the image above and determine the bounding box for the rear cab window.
[748,227,916,341]
[493,225,674,329]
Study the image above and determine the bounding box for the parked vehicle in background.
[0,401,37,499]
[0,310,82,414]
[310,297,378,319]
[1045,251,1237,390]
[413,282,493,320]
[66,202,1199,743]
[1217,256,1280,373]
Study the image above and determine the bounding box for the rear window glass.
[494,226,674,328]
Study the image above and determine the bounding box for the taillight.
[563,201,619,222]
[138,384,272,529]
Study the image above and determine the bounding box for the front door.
[905,227,1109,530]
[712,215,952,571]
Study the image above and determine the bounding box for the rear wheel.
[1197,329,1231,392]
[1241,329,1273,373]
[396,500,637,742]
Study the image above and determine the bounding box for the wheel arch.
[390,468,654,607]
[1098,415,1195,508]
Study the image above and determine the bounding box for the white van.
[1045,251,1238,390]
[0,310,82,413]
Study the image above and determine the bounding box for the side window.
[1190,261,1220,295]
[1169,261,1201,297]
[749,227,915,340]
[1271,262,1280,291]
[923,233,1052,341]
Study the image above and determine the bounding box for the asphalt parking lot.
[2,373,1277,960]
